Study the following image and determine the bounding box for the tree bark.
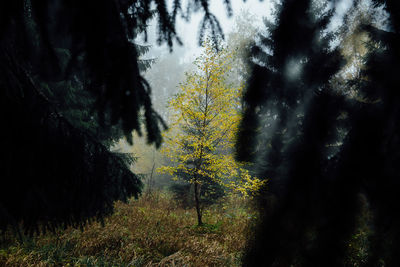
[194,182,203,226]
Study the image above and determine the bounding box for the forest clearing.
[1,0,400,266]
[1,192,256,266]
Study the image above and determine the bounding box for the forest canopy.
[0,0,231,233]
[1,0,400,266]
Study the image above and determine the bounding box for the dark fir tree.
[354,0,400,265]
[238,0,400,266]
[0,0,232,233]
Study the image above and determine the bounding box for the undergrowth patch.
[1,191,258,266]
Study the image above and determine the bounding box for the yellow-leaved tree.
[158,39,265,225]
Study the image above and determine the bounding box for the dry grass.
[0,191,258,266]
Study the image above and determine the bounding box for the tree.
[0,0,234,233]
[40,32,155,148]
[237,0,400,266]
[350,1,400,264]
[158,39,264,226]
[237,0,346,265]
[226,9,259,88]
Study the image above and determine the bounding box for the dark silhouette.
[0,0,230,234]
[238,0,400,266]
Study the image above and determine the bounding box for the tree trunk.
[194,182,203,226]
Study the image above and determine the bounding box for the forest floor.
[0,191,258,266]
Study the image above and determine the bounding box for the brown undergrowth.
[0,191,258,266]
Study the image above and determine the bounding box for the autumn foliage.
[158,39,265,225]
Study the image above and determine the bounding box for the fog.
[140,0,272,62]
[3,0,400,265]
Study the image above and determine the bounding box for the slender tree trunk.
[194,182,203,226]
[147,162,156,192]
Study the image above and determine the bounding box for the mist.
[2,0,400,266]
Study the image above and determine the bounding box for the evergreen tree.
[238,0,400,265]
[237,0,345,265]
[0,0,232,233]
[353,0,400,265]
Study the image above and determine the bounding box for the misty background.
[120,0,354,187]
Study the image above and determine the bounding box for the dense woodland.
[1,0,400,266]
